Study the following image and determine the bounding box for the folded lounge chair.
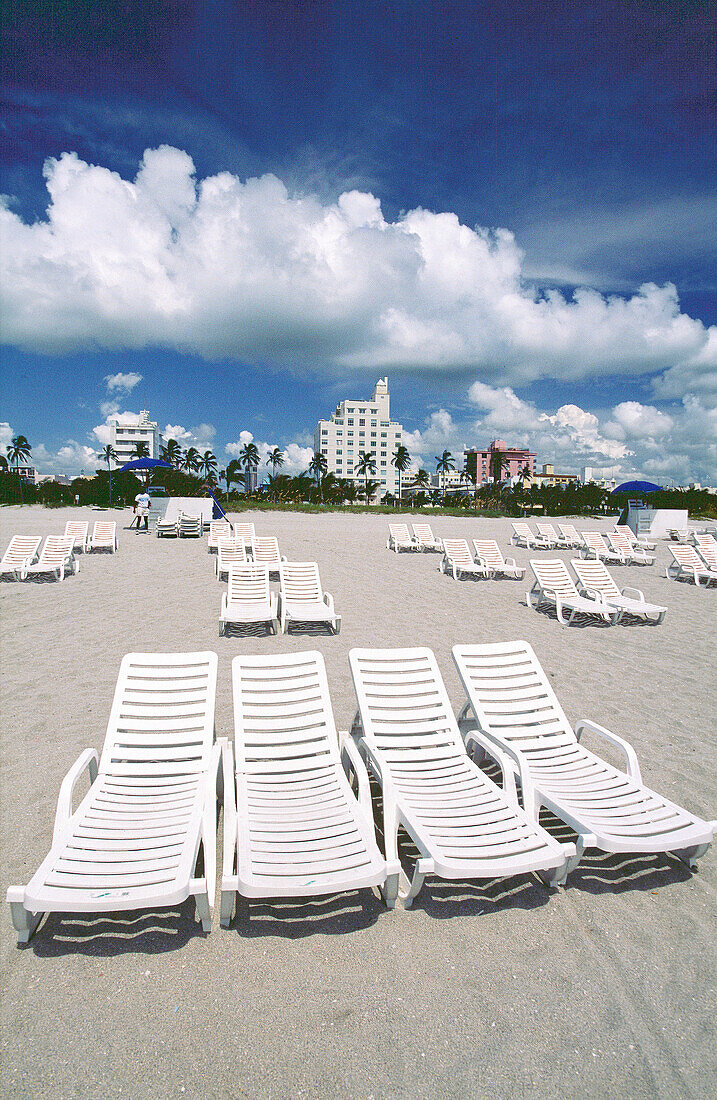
[220,651,399,925]
[452,640,715,873]
[1,536,41,580]
[215,538,247,579]
[220,565,277,635]
[7,651,220,943]
[387,524,417,552]
[89,521,118,552]
[411,523,443,552]
[666,545,717,587]
[580,532,626,564]
[250,536,286,575]
[511,522,551,550]
[179,514,203,538]
[21,536,78,582]
[156,515,179,538]
[63,521,90,553]
[441,539,489,581]
[349,646,573,906]
[278,561,341,634]
[527,559,612,625]
[472,539,524,579]
[607,531,655,565]
[207,520,233,552]
[571,558,666,624]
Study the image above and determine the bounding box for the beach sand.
[1,504,715,1099]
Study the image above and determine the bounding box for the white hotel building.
[109,410,161,467]
[314,378,404,498]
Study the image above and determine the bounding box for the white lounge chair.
[21,536,78,582]
[527,559,612,625]
[411,523,443,552]
[558,523,583,548]
[63,521,90,553]
[387,524,417,552]
[571,558,666,624]
[580,531,626,564]
[614,524,656,551]
[536,523,568,549]
[215,538,247,579]
[220,565,277,635]
[232,522,256,552]
[207,520,233,552]
[696,537,717,572]
[452,640,715,874]
[89,521,118,552]
[156,515,179,537]
[440,539,488,580]
[666,545,717,587]
[250,536,286,575]
[511,522,551,550]
[1,536,41,580]
[7,651,220,943]
[607,531,655,565]
[179,514,203,538]
[220,651,399,925]
[667,527,691,543]
[349,646,573,906]
[278,561,341,634]
[472,539,524,580]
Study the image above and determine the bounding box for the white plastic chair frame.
[571,559,666,625]
[440,539,488,581]
[666,545,717,587]
[614,524,656,551]
[220,651,399,925]
[7,652,220,943]
[511,523,551,550]
[411,524,443,552]
[579,532,626,564]
[1,536,41,579]
[278,562,341,634]
[387,524,418,552]
[535,523,566,548]
[558,524,583,548]
[89,521,118,552]
[696,539,717,572]
[215,538,248,579]
[349,646,573,906]
[220,565,277,635]
[21,536,78,581]
[250,537,286,574]
[207,520,233,552]
[606,531,655,565]
[527,559,613,626]
[64,521,90,553]
[156,516,179,537]
[179,514,203,538]
[472,539,524,580]
[453,640,715,875]
[232,522,256,553]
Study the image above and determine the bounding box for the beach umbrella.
[117,458,172,472]
[611,480,662,493]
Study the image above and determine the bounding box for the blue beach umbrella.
[611,480,662,494]
[117,458,172,472]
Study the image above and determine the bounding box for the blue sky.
[1,1,715,482]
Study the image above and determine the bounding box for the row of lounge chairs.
[513,524,655,564]
[157,512,205,538]
[219,562,341,635]
[667,542,717,586]
[441,539,524,580]
[387,523,443,552]
[215,536,286,578]
[1,524,118,582]
[527,559,667,625]
[9,644,714,943]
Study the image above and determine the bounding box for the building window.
[347,419,354,425]
[359,418,365,426]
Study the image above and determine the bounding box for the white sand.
[1,505,715,1098]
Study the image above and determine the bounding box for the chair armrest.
[574,719,642,782]
[221,740,237,883]
[53,748,99,844]
[464,728,529,811]
[339,731,373,820]
[505,556,519,568]
[356,736,399,863]
[220,592,227,616]
[202,741,222,901]
[323,591,336,614]
[621,586,645,602]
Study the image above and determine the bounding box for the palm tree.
[391,444,411,504]
[308,451,328,499]
[99,444,118,506]
[130,440,149,460]
[267,447,285,477]
[415,468,430,491]
[363,478,381,505]
[238,442,260,495]
[226,458,243,497]
[199,449,218,484]
[356,450,377,502]
[489,448,508,485]
[434,449,455,501]
[0,454,7,473]
[183,447,200,475]
[161,438,182,467]
[7,435,32,503]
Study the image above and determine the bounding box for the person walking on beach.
[133,489,151,531]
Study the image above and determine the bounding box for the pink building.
[464,440,536,484]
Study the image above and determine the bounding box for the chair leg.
[399,857,433,908]
[380,869,400,909]
[220,888,235,928]
[8,896,43,944]
[673,840,712,869]
[194,889,212,932]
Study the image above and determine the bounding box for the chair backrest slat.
[472,539,505,567]
[1,536,42,567]
[227,565,271,604]
[530,558,578,596]
[280,561,323,602]
[442,538,474,565]
[251,536,282,564]
[571,558,621,597]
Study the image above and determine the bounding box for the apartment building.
[465,439,536,484]
[530,463,579,489]
[314,378,403,498]
[109,410,160,467]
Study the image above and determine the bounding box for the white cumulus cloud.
[1,146,714,397]
[225,432,313,476]
[105,371,142,393]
